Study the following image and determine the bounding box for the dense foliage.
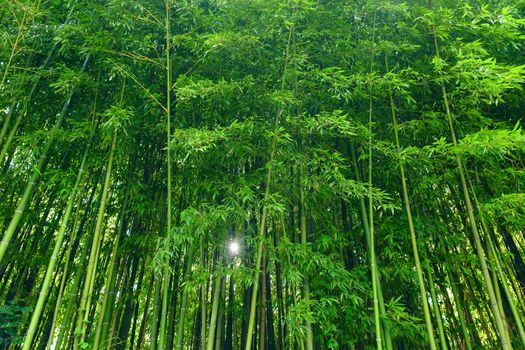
[1,0,525,349]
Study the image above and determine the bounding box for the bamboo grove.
[1,0,525,349]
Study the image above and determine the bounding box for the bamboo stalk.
[74,130,117,349]
[22,119,97,350]
[385,55,437,350]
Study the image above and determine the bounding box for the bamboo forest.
[2,0,525,349]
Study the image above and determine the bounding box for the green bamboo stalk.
[349,143,392,349]
[215,276,226,350]
[258,252,267,350]
[45,194,81,350]
[0,111,22,163]
[298,165,313,350]
[22,119,97,350]
[488,237,525,345]
[0,105,15,151]
[158,259,170,350]
[200,236,207,350]
[426,266,448,350]
[385,56,437,350]
[367,10,382,350]
[151,239,162,350]
[159,1,173,347]
[106,265,127,349]
[136,271,154,350]
[207,264,223,350]
[175,243,196,350]
[97,175,133,349]
[92,216,125,350]
[55,198,98,350]
[492,260,508,333]
[446,268,473,350]
[74,130,117,349]
[82,217,110,334]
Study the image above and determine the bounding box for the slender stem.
[367,9,382,350]
[22,120,97,350]
[93,190,129,350]
[159,1,172,347]
[299,165,313,350]
[207,259,223,350]
[385,55,437,350]
[175,244,196,350]
[74,131,117,349]
[426,266,448,350]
